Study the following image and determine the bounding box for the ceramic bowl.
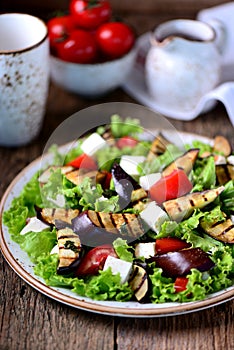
[49,47,137,98]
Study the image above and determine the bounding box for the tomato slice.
[149,168,193,205]
[75,245,117,276]
[116,136,138,149]
[67,153,97,170]
[155,237,191,255]
[174,277,189,293]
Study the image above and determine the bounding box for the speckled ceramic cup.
[0,13,49,146]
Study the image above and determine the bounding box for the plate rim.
[1,131,233,317]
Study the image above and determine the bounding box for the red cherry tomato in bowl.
[96,22,135,59]
[75,245,117,276]
[70,0,112,30]
[47,15,76,53]
[56,29,98,63]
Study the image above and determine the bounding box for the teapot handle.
[205,19,227,54]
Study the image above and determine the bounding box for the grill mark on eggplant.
[109,212,119,229]
[222,224,234,235]
[189,199,195,207]
[58,234,79,240]
[122,213,135,236]
[96,211,106,228]
[211,221,224,228]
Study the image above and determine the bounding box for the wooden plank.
[116,301,234,350]
[0,215,115,350]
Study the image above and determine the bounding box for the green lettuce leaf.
[186,140,212,155]
[192,156,216,191]
[72,268,133,301]
[20,228,57,263]
[113,238,134,262]
[110,114,143,138]
[3,173,42,240]
[3,198,28,242]
[138,144,183,175]
[219,180,234,215]
[35,253,77,287]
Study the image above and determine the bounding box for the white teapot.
[145,19,226,113]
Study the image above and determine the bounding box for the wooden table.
[0,11,234,350]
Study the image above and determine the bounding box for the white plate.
[0,132,234,317]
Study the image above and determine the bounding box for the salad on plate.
[3,115,234,304]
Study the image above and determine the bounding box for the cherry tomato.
[155,237,191,255]
[174,277,189,293]
[47,15,76,53]
[67,153,97,169]
[149,168,193,205]
[116,136,138,149]
[96,22,135,59]
[56,29,98,63]
[75,245,117,276]
[70,0,112,30]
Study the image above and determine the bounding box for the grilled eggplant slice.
[38,208,79,225]
[163,186,224,222]
[111,163,139,209]
[72,210,144,246]
[131,188,148,203]
[56,227,82,274]
[129,265,148,302]
[216,164,234,185]
[146,133,171,161]
[162,149,199,176]
[201,218,234,243]
[38,166,74,184]
[151,248,215,277]
[213,135,232,157]
[65,169,107,186]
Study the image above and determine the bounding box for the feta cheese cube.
[139,173,161,190]
[103,256,132,284]
[119,156,146,176]
[227,155,234,165]
[214,155,226,165]
[47,193,66,207]
[140,201,169,233]
[81,133,106,155]
[20,217,50,235]
[135,242,156,259]
[231,215,234,224]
